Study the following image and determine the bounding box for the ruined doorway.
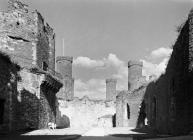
[112,114,116,127]
[0,99,5,124]
[137,101,147,128]
[127,103,130,119]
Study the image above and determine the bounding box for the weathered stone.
[106,78,117,101]
[56,56,74,101]
[0,0,62,132]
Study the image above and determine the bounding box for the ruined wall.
[58,96,115,128]
[0,53,62,131]
[56,56,74,100]
[116,91,128,127]
[116,86,147,128]
[106,78,117,101]
[0,0,62,131]
[142,9,192,135]
[0,0,56,71]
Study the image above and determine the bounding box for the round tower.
[106,78,117,101]
[56,56,74,100]
[56,56,73,79]
[128,60,143,91]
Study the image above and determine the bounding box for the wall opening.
[137,101,147,128]
[127,103,130,119]
[112,113,116,127]
[0,99,5,125]
[42,61,48,71]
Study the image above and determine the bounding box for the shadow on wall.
[135,17,192,135]
[0,51,57,132]
[13,89,42,131]
[0,51,21,131]
[56,114,70,129]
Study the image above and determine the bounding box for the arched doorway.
[127,103,130,119]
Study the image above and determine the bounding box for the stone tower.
[106,78,117,101]
[56,56,74,100]
[128,60,143,91]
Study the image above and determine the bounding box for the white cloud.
[73,56,104,68]
[74,53,124,69]
[74,53,128,99]
[74,48,173,99]
[142,47,172,79]
[74,79,106,99]
[104,53,124,67]
[150,47,172,59]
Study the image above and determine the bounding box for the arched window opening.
[127,103,130,119]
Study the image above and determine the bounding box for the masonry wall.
[142,11,191,135]
[116,86,147,128]
[106,78,117,101]
[0,0,62,131]
[0,0,56,71]
[58,96,115,128]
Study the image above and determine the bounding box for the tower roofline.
[56,56,73,63]
[128,60,143,67]
[106,78,117,83]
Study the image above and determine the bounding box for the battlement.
[56,56,73,63]
[106,78,117,83]
[128,60,143,68]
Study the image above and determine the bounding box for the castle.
[0,0,193,136]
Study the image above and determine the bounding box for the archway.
[127,103,130,119]
[112,114,116,127]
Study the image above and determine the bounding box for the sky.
[0,0,193,99]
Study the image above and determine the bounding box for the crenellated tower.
[56,56,74,100]
[128,60,144,91]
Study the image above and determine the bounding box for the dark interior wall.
[143,18,190,135]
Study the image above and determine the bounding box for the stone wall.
[0,0,62,132]
[0,0,56,72]
[106,78,117,101]
[58,96,115,128]
[0,52,62,131]
[140,9,193,135]
[116,85,147,128]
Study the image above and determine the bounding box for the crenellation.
[56,56,74,100]
[1,0,193,136]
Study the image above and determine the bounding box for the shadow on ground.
[0,134,81,140]
[110,127,172,140]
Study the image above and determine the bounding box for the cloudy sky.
[0,0,192,99]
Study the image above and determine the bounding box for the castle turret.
[56,56,73,78]
[56,56,74,100]
[106,78,117,101]
[128,60,143,91]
